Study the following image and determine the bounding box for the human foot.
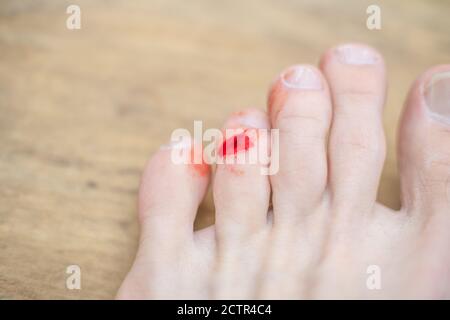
[117,43,450,299]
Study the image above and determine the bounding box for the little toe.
[138,139,210,242]
[117,139,211,299]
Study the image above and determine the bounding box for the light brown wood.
[1,0,449,299]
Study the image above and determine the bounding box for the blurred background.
[0,0,449,299]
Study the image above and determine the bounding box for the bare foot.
[117,43,450,299]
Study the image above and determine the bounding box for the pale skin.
[117,43,450,299]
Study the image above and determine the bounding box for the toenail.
[335,44,379,65]
[281,66,322,90]
[237,113,268,129]
[425,71,450,122]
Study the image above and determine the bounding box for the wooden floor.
[0,0,449,299]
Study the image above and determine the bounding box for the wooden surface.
[1,0,449,299]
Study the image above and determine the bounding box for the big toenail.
[425,71,450,122]
[281,66,322,90]
[336,44,378,65]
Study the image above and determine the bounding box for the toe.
[213,108,271,239]
[139,139,210,242]
[399,65,450,214]
[320,43,387,217]
[267,65,332,224]
[118,139,211,299]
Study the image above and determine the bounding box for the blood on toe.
[191,162,210,176]
[219,132,253,157]
[189,145,210,177]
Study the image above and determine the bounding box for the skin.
[116,43,450,299]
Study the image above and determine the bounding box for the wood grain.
[0,0,449,299]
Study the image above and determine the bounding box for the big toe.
[399,65,450,217]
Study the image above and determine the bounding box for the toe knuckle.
[276,111,327,142]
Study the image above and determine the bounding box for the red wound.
[189,146,210,177]
[191,162,210,176]
[219,132,252,157]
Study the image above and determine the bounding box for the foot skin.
[117,43,450,299]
